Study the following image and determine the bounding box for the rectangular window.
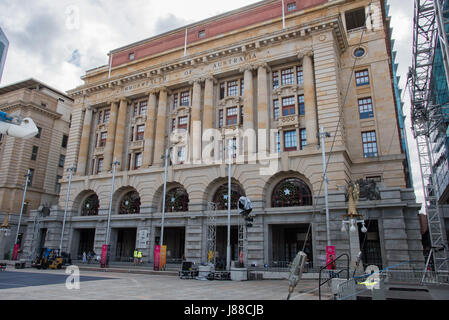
[240,79,244,96]
[281,67,295,85]
[97,111,102,125]
[198,30,206,39]
[62,135,69,148]
[180,91,190,107]
[355,69,370,86]
[362,131,378,158]
[59,154,66,168]
[134,153,142,169]
[273,71,279,89]
[0,133,3,142]
[36,127,42,139]
[99,132,107,147]
[284,130,297,151]
[297,66,304,85]
[103,110,110,124]
[366,176,382,183]
[273,99,280,121]
[133,103,139,117]
[139,101,147,116]
[226,107,238,125]
[345,7,366,31]
[177,147,186,164]
[136,125,145,141]
[287,2,296,11]
[129,52,135,60]
[171,118,176,132]
[300,128,307,150]
[178,116,188,131]
[227,80,238,97]
[298,95,305,116]
[358,97,374,119]
[28,169,35,187]
[240,106,244,125]
[97,158,104,173]
[130,127,134,142]
[55,175,62,194]
[220,83,225,100]
[276,132,280,153]
[31,146,39,161]
[219,110,224,128]
[282,96,296,116]
[173,94,178,110]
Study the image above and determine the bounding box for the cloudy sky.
[0,0,424,210]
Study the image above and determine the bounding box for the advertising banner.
[326,245,336,270]
[11,244,19,261]
[154,245,160,271]
[160,245,167,270]
[100,244,108,268]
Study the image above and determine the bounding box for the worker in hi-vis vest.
[133,249,138,265]
[137,250,143,264]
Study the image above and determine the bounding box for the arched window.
[165,187,189,212]
[81,194,99,216]
[119,191,141,215]
[213,183,245,210]
[271,178,312,207]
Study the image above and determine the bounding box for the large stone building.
[24,0,424,270]
[0,79,72,259]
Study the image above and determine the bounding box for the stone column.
[203,77,214,132]
[103,100,119,172]
[241,65,256,157]
[112,98,129,170]
[190,79,202,163]
[301,51,318,146]
[76,106,93,176]
[257,64,269,155]
[153,88,168,166]
[142,91,157,167]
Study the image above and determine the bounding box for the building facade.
[0,79,72,259]
[24,0,424,270]
[0,28,9,84]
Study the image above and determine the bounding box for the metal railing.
[318,254,350,300]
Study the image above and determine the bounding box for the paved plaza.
[0,268,325,300]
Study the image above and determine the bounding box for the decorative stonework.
[218,96,243,108]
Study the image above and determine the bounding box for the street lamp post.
[160,147,169,247]
[319,127,332,247]
[12,169,31,260]
[105,158,120,264]
[226,139,233,272]
[59,164,76,254]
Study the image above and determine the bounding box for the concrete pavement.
[0,268,328,300]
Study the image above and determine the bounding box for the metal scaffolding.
[207,202,217,266]
[409,0,449,272]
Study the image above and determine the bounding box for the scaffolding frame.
[207,202,217,266]
[409,0,449,272]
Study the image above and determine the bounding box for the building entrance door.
[114,228,137,262]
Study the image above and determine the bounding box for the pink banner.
[12,244,20,261]
[101,244,108,267]
[154,245,160,271]
[326,246,336,270]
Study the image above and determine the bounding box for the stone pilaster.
[190,79,203,163]
[257,64,270,155]
[111,98,129,170]
[203,77,215,132]
[300,50,318,146]
[153,88,168,166]
[103,100,119,172]
[142,91,157,167]
[76,106,93,176]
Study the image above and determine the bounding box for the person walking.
[82,251,87,264]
